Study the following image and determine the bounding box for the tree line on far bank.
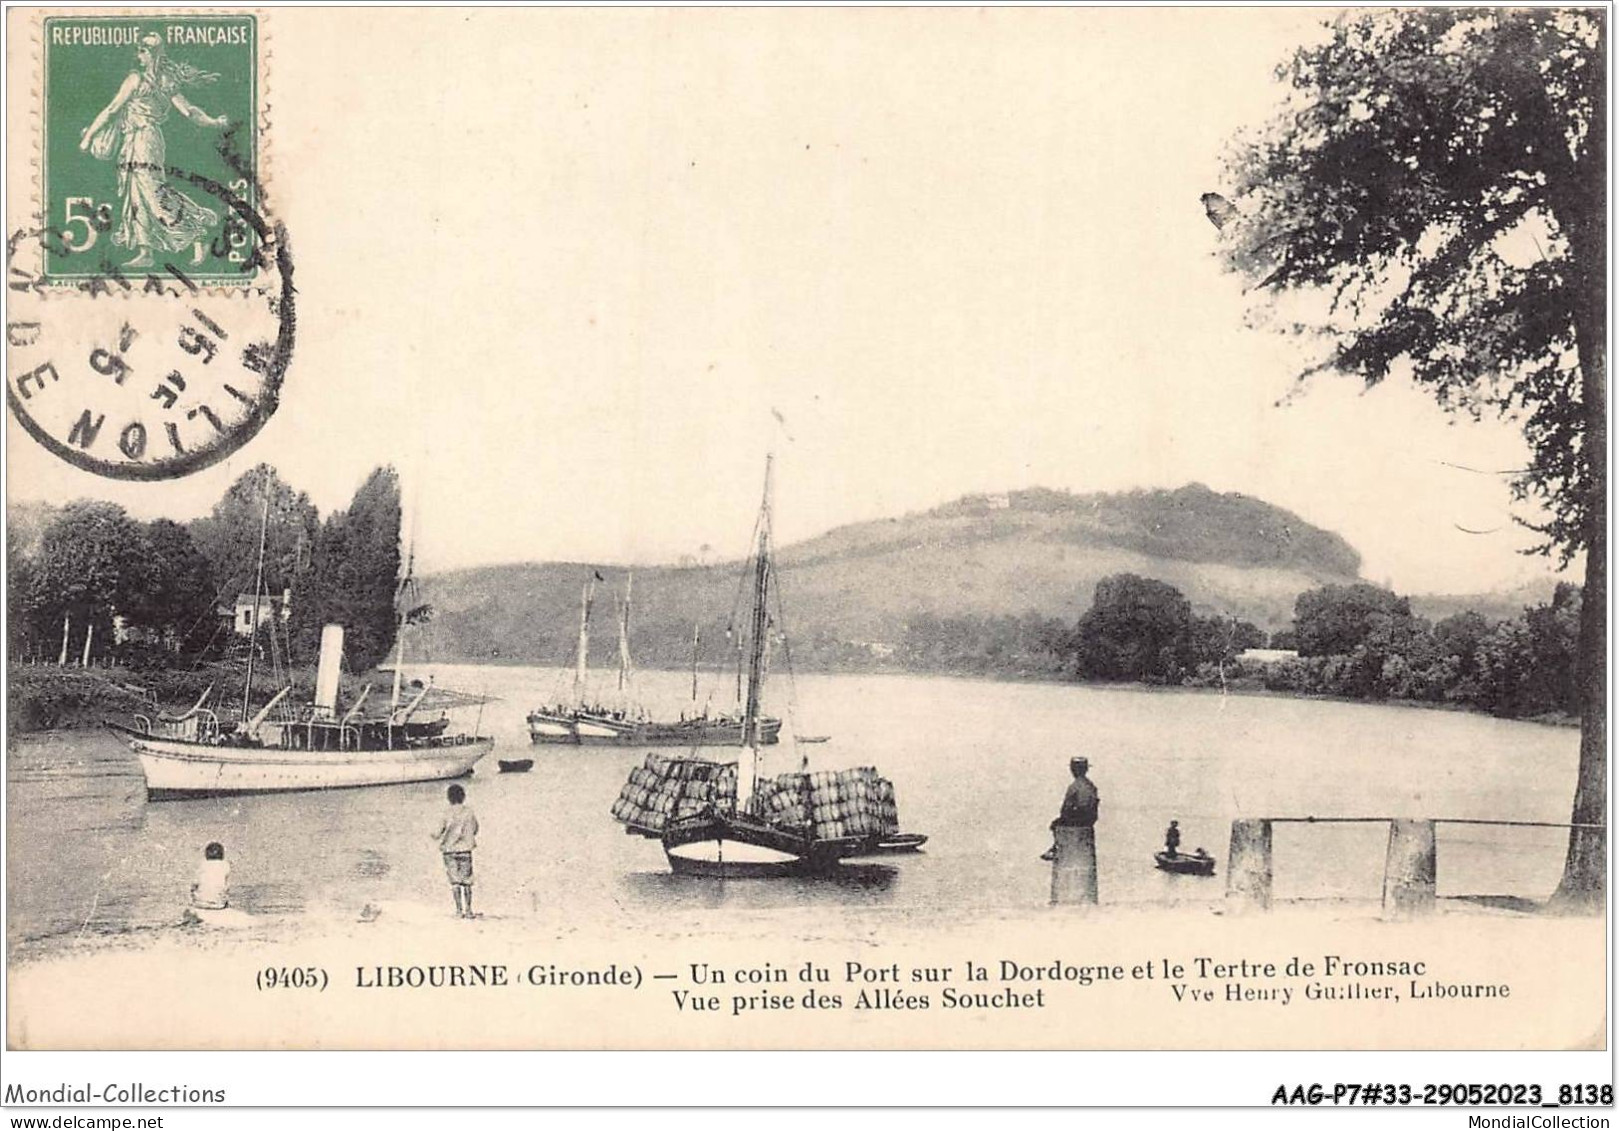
[893,573,1580,722]
[8,464,406,674]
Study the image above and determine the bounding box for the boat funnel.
[314,624,344,718]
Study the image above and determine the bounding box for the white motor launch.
[314,624,344,718]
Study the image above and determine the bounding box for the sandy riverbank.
[8,896,1603,1051]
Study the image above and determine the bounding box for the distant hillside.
[413,484,1363,666]
[1410,581,1561,626]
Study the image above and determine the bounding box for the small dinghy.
[875,833,927,853]
[1155,850,1216,876]
[498,758,534,774]
[847,833,928,858]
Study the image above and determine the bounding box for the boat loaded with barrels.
[610,457,925,876]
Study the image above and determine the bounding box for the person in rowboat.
[1164,820,1182,857]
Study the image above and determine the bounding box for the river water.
[6,665,1580,954]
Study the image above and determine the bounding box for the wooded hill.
[413,484,1367,667]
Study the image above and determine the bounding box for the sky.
[6,8,1569,595]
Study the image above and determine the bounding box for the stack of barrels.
[611,756,901,842]
[807,766,899,840]
[610,755,729,832]
[754,772,812,827]
[748,766,900,840]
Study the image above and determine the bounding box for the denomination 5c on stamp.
[10,11,292,481]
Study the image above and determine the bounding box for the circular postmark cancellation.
[10,12,292,481]
[7,174,295,481]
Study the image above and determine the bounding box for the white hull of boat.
[664,836,807,877]
[527,715,634,745]
[665,838,802,866]
[129,733,494,798]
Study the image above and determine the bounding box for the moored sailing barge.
[527,574,780,747]
[609,456,922,875]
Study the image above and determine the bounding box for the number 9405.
[256,966,327,992]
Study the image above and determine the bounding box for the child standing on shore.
[431,784,479,919]
[191,842,230,910]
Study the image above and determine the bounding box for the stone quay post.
[1225,818,1273,913]
[1049,756,1100,906]
[1381,818,1437,918]
[1050,824,1099,906]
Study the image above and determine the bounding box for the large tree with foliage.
[1213,9,1605,909]
[1292,582,1434,700]
[1293,583,1415,658]
[28,501,147,657]
[128,519,217,653]
[1522,581,1583,717]
[292,467,403,673]
[1186,614,1265,669]
[189,465,320,611]
[1075,573,1194,683]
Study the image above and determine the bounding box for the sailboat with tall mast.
[610,457,923,876]
[526,577,633,744]
[107,472,494,798]
[526,571,782,747]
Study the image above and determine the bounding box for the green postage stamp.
[8,10,289,482]
[40,13,258,284]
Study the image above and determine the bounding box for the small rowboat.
[498,758,534,774]
[846,833,929,858]
[799,735,831,744]
[1155,850,1215,876]
[874,833,927,853]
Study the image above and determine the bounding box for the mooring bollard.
[1226,818,1273,912]
[1382,818,1437,918]
[1050,824,1098,906]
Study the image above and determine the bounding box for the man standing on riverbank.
[1046,757,1100,904]
[1041,757,1099,861]
[431,784,479,919]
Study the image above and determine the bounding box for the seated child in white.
[191,842,231,910]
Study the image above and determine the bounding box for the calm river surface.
[6,666,1579,954]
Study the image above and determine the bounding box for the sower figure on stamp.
[431,784,479,919]
[79,32,229,268]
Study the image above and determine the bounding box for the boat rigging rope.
[768,542,809,772]
[269,609,299,722]
[173,573,242,662]
[723,500,768,668]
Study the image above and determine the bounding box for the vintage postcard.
[3,4,1609,1088]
